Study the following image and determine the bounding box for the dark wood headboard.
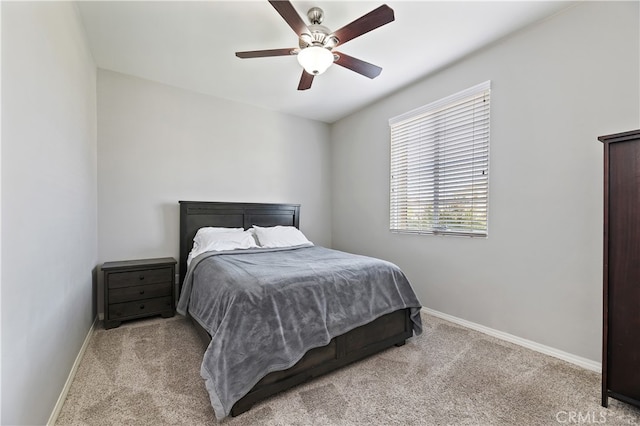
[178,201,301,292]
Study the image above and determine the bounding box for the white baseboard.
[421,307,601,373]
[47,316,98,426]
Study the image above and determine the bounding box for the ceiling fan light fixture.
[235,1,394,90]
[297,45,334,75]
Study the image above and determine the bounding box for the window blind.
[389,81,490,237]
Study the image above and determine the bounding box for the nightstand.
[102,257,177,329]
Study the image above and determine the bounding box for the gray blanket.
[177,245,422,419]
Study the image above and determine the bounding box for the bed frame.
[178,201,413,416]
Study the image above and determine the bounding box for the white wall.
[1,3,98,425]
[97,70,332,303]
[0,4,4,423]
[330,1,639,362]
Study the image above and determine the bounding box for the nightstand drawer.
[109,296,173,320]
[103,257,177,329]
[108,267,173,289]
[109,282,172,304]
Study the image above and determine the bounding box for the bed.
[177,201,422,418]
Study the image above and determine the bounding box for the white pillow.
[188,228,257,265]
[252,225,313,248]
[193,227,244,245]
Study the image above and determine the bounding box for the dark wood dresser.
[599,129,640,409]
[103,257,177,329]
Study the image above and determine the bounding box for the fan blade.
[236,48,296,59]
[298,70,314,90]
[268,0,309,36]
[334,52,382,79]
[332,4,394,46]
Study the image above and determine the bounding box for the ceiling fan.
[235,1,395,90]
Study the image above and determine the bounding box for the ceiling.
[77,1,575,123]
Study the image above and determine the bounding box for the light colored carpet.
[56,312,640,425]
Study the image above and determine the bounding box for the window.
[389,81,490,237]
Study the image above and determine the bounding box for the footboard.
[190,308,412,416]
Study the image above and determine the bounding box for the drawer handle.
[139,290,145,295]
[139,304,145,310]
[139,274,145,281]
